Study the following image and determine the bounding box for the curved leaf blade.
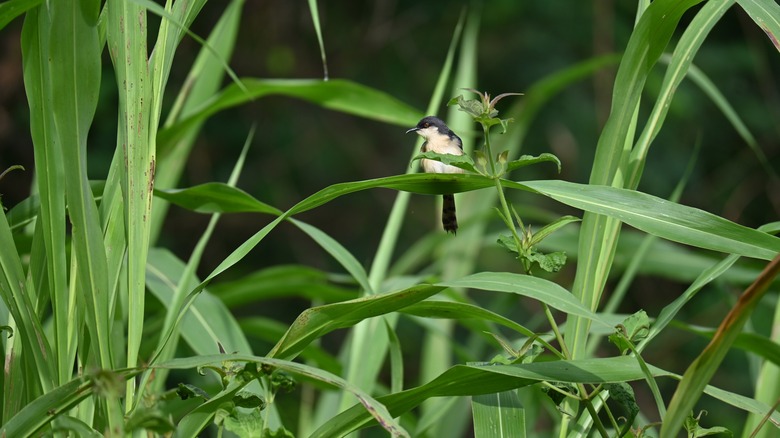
[267,284,445,360]
[158,79,425,148]
[155,183,282,215]
[523,180,780,260]
[438,272,609,326]
[738,0,780,53]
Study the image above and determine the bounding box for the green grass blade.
[672,322,780,367]
[472,390,526,438]
[146,249,252,355]
[158,78,423,149]
[49,0,111,368]
[130,0,244,102]
[157,174,497,216]
[290,219,373,294]
[641,254,740,351]
[682,60,775,179]
[146,0,207,127]
[240,316,342,374]
[210,265,356,307]
[661,255,780,437]
[288,174,496,215]
[155,183,281,215]
[522,180,780,260]
[567,0,707,368]
[312,356,669,437]
[21,4,69,386]
[400,300,559,354]
[0,197,55,394]
[156,183,372,293]
[386,319,404,394]
[152,0,244,243]
[628,0,735,186]
[146,214,286,367]
[306,0,329,80]
[267,284,445,360]
[0,377,91,437]
[107,0,153,411]
[0,367,141,438]
[319,355,780,438]
[438,273,609,326]
[49,0,121,427]
[138,129,254,404]
[743,299,780,437]
[157,174,780,327]
[540,225,766,285]
[592,0,705,188]
[0,0,41,31]
[737,0,780,53]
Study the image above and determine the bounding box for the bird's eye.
[423,123,429,128]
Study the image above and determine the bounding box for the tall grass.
[1,0,779,437]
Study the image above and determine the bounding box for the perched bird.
[406,116,465,233]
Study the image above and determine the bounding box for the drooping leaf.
[437,272,609,325]
[267,284,445,361]
[411,151,477,173]
[522,180,780,260]
[506,153,561,174]
[155,183,282,215]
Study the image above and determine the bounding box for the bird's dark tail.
[442,194,458,234]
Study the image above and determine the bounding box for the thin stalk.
[482,125,497,176]
[543,304,570,359]
[493,179,523,246]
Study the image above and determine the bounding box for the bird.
[406,116,465,233]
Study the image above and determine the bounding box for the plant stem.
[482,124,497,176]
[543,303,570,359]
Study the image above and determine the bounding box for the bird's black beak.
[405,127,418,134]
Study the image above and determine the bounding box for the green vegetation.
[1,0,779,437]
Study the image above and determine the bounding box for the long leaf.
[312,356,670,437]
[661,255,780,437]
[49,0,112,371]
[267,284,445,361]
[151,0,245,243]
[437,272,609,325]
[145,249,252,355]
[20,3,67,387]
[628,0,735,185]
[737,0,780,53]
[567,0,707,369]
[313,356,780,437]
[107,0,153,410]
[523,180,780,260]
[158,79,424,149]
[0,194,54,394]
[0,0,42,31]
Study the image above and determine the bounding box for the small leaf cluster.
[609,310,650,355]
[448,88,521,134]
[498,215,579,274]
[180,356,296,437]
